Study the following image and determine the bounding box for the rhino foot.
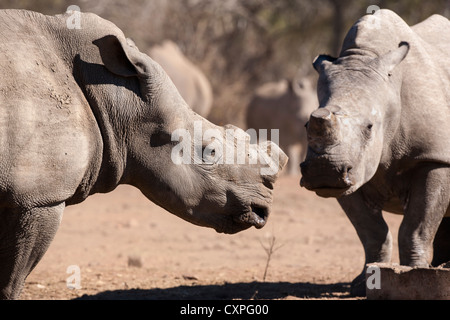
[350,273,366,297]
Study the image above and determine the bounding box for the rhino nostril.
[262,179,274,190]
[250,205,268,229]
[252,205,267,219]
[342,166,353,186]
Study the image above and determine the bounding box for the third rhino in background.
[149,40,213,118]
[247,77,317,175]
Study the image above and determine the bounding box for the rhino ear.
[378,41,410,76]
[312,55,337,73]
[93,35,149,77]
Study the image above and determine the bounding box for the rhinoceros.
[300,9,450,295]
[149,40,213,118]
[246,77,318,174]
[0,9,287,299]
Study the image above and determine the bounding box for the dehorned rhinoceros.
[300,9,450,296]
[0,9,287,299]
[246,77,317,174]
[149,40,213,118]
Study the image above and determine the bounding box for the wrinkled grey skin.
[149,40,213,118]
[300,10,450,296]
[246,78,317,174]
[0,10,287,299]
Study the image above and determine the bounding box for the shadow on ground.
[75,281,353,300]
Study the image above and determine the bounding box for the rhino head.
[300,42,410,198]
[89,35,288,234]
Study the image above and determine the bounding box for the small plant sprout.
[260,233,284,282]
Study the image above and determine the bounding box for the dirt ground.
[20,174,403,300]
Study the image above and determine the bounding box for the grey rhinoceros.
[0,10,287,299]
[246,77,317,174]
[149,40,213,118]
[300,9,450,295]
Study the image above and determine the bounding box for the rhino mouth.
[300,174,353,198]
[304,185,351,198]
[228,204,269,232]
[214,204,269,234]
[300,161,354,198]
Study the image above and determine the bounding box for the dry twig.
[260,234,284,282]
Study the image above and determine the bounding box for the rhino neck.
[48,13,143,195]
[84,101,127,195]
[72,56,145,195]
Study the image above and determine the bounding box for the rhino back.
[0,10,101,208]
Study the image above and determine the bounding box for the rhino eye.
[363,123,373,139]
[202,146,217,165]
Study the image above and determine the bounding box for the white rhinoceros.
[0,9,287,299]
[246,77,317,174]
[300,10,450,296]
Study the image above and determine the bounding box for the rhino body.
[149,40,213,118]
[246,78,317,174]
[0,10,287,299]
[300,10,450,295]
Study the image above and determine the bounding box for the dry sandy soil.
[20,174,403,300]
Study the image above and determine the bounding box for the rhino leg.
[432,217,450,266]
[399,164,450,267]
[0,203,64,299]
[338,190,392,297]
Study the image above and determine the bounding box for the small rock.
[182,274,198,281]
[127,219,139,228]
[128,255,143,268]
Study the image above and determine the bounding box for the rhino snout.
[300,159,353,197]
